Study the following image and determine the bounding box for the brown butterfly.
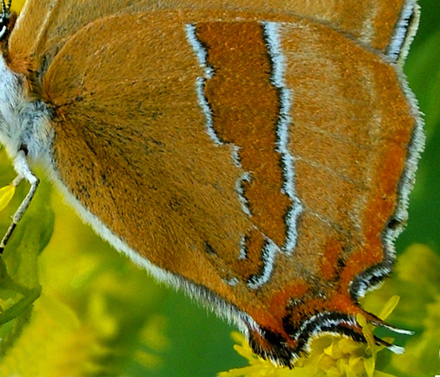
[0,0,422,366]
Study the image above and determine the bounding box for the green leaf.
[0,185,15,213]
[0,178,54,355]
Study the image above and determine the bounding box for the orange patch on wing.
[195,22,292,248]
[339,64,415,291]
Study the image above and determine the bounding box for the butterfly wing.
[9,0,416,81]
[36,10,421,364]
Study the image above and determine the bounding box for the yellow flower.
[218,297,402,377]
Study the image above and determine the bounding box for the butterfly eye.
[0,0,11,40]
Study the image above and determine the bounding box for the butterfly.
[0,0,422,366]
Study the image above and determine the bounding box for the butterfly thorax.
[0,51,52,161]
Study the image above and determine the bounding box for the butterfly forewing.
[8,0,412,81]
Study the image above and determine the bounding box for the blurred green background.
[398,0,440,251]
[0,0,439,376]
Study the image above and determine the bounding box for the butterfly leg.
[0,150,39,254]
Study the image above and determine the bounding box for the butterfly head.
[0,0,14,43]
